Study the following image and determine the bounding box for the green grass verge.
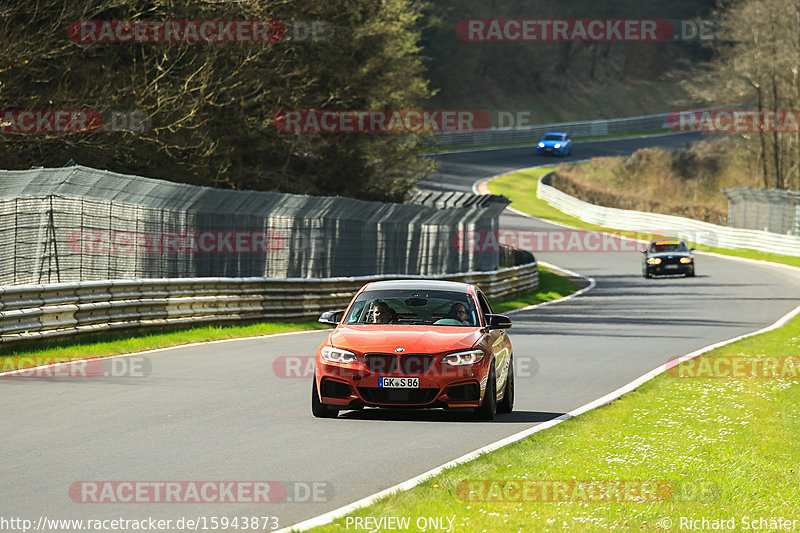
[0,267,577,373]
[491,267,580,315]
[0,321,328,373]
[489,166,800,269]
[311,314,800,532]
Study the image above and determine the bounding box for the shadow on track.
[337,409,564,424]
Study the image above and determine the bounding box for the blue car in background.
[536,132,572,156]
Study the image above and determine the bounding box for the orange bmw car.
[312,280,514,419]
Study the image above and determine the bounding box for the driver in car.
[370,301,397,324]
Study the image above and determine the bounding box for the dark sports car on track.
[642,238,695,278]
[312,280,514,420]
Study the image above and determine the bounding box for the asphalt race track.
[3,133,800,530]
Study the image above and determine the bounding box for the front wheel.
[497,356,514,414]
[311,377,339,418]
[474,362,497,420]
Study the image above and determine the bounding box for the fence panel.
[0,166,511,285]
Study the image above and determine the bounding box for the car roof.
[648,238,688,245]
[362,279,474,293]
[544,131,567,136]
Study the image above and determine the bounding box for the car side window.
[476,291,493,319]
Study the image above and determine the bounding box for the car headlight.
[442,350,485,366]
[554,143,561,149]
[680,257,693,264]
[538,142,545,148]
[647,257,662,265]
[320,346,359,364]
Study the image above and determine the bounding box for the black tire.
[497,356,514,414]
[475,362,497,420]
[311,378,339,418]
[642,268,651,279]
[686,268,695,277]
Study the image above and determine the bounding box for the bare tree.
[693,0,800,190]
[0,0,435,201]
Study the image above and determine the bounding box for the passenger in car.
[434,303,471,326]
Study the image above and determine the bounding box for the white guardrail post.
[537,173,800,256]
[0,263,538,344]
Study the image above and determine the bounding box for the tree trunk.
[770,71,783,188]
[755,84,770,188]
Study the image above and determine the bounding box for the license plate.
[379,377,419,388]
[665,264,679,270]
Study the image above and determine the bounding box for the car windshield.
[344,289,479,326]
[543,134,563,141]
[650,241,688,253]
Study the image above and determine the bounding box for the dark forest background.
[0,1,724,200]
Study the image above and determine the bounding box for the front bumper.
[537,146,565,156]
[315,357,488,409]
[645,263,694,276]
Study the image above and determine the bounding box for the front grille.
[364,354,435,374]
[357,387,439,405]
[321,379,352,399]
[365,354,397,373]
[398,355,434,374]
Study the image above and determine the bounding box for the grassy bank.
[492,267,582,314]
[489,166,800,269]
[311,313,800,532]
[548,138,762,226]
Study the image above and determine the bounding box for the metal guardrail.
[435,112,670,147]
[538,173,800,256]
[0,262,538,344]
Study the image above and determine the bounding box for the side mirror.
[319,310,345,327]
[641,249,648,253]
[690,248,695,252]
[485,314,512,330]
